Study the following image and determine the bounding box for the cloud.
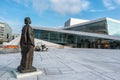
[103,0,116,10]
[103,0,120,10]
[50,0,90,15]
[89,9,105,12]
[12,0,21,4]
[12,0,90,15]
[115,0,120,5]
[12,0,50,14]
[30,0,50,14]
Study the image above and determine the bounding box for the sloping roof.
[61,17,107,30]
[33,26,120,41]
[61,17,120,30]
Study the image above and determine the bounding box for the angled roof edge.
[33,26,120,41]
[106,17,120,23]
[69,18,89,21]
[61,17,107,30]
[61,17,120,30]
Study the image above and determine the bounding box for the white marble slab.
[12,69,42,79]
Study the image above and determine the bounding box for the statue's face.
[24,17,31,24]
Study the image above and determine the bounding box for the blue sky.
[0,0,120,34]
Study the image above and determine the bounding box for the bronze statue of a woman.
[17,17,36,73]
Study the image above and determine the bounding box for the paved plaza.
[0,48,120,80]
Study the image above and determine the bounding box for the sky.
[0,0,120,34]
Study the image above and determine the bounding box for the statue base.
[13,69,42,79]
[17,66,37,73]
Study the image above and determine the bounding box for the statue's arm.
[28,27,34,46]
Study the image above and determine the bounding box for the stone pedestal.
[13,69,42,79]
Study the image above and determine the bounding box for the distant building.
[0,22,12,43]
[33,17,120,49]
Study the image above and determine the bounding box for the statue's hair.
[24,17,31,24]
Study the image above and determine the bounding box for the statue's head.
[24,17,31,24]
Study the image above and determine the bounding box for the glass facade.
[107,20,120,36]
[33,18,120,49]
[64,20,108,35]
[34,29,120,49]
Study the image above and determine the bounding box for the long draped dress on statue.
[19,24,35,72]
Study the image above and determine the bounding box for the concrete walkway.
[0,48,120,80]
